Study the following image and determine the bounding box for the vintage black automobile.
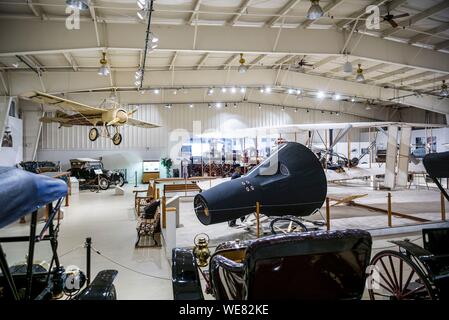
[172,229,372,300]
[19,161,60,174]
[69,158,125,190]
[0,167,118,300]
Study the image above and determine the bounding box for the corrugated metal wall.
[38,103,364,151]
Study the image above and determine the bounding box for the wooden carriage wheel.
[367,250,436,300]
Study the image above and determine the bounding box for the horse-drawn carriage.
[0,167,118,300]
[366,151,449,300]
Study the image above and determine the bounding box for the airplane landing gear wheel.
[89,128,99,141]
[112,133,122,145]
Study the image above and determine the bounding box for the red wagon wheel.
[367,250,436,300]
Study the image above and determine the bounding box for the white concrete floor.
[0,181,447,300]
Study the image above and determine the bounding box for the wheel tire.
[98,176,110,190]
[112,133,122,146]
[117,175,125,187]
[367,250,435,300]
[89,128,99,141]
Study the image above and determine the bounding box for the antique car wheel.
[89,128,99,141]
[98,177,110,190]
[115,175,125,187]
[270,217,308,234]
[112,133,122,145]
[367,250,435,300]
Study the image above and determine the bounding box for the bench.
[163,183,202,197]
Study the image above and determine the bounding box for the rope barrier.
[91,246,172,281]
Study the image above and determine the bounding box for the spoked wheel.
[112,132,122,145]
[115,175,125,187]
[98,176,110,190]
[270,217,308,235]
[89,128,99,141]
[367,250,435,300]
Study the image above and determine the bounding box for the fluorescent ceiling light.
[317,91,325,99]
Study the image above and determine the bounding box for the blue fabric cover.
[0,166,68,229]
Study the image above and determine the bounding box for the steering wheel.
[270,217,308,235]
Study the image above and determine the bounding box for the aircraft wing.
[200,122,447,138]
[21,91,105,115]
[325,167,385,182]
[127,117,160,129]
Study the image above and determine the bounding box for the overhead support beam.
[221,53,239,70]
[382,1,449,38]
[336,0,386,29]
[248,54,266,69]
[196,52,209,70]
[371,67,413,82]
[188,0,202,25]
[272,55,294,69]
[363,63,389,75]
[88,0,101,47]
[1,22,449,74]
[169,51,178,71]
[311,56,339,71]
[407,75,449,89]
[408,22,449,45]
[27,0,47,20]
[266,0,301,27]
[299,0,345,29]
[10,68,449,115]
[62,52,79,71]
[228,0,252,26]
[434,39,449,51]
[391,71,434,84]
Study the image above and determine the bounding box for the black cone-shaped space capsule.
[194,142,327,225]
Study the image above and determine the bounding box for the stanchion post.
[85,237,91,286]
[387,192,392,227]
[326,197,330,231]
[256,202,260,238]
[441,192,446,221]
[162,195,167,229]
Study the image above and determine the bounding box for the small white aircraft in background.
[21,91,160,145]
[197,121,447,186]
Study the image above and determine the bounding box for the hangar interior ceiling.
[0,0,448,119]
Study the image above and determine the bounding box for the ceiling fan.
[291,56,314,72]
[381,9,409,28]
